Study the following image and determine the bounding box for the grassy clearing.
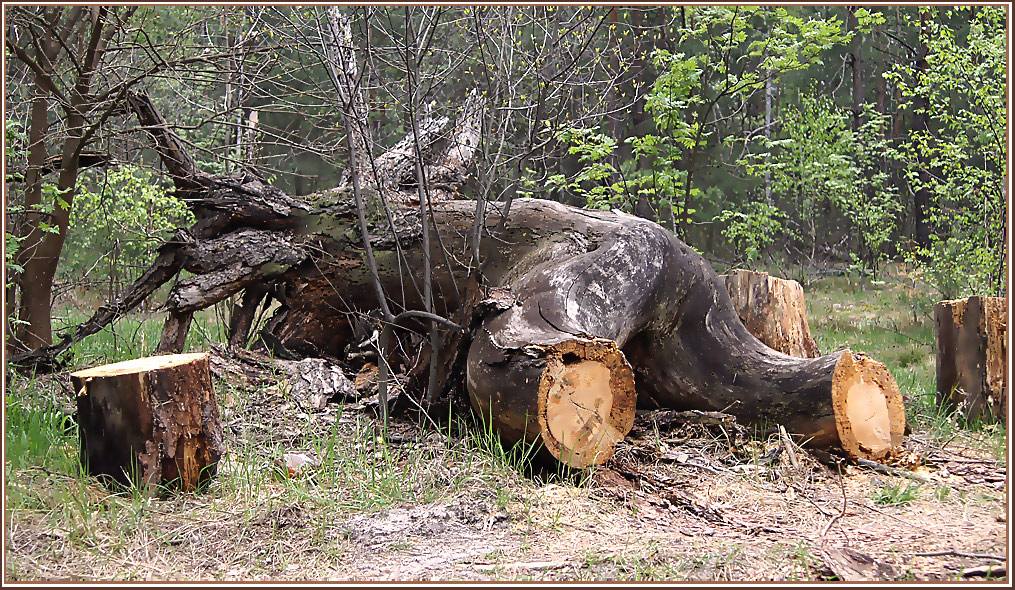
[804,264,1006,460]
[5,263,1007,580]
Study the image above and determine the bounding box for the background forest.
[4,5,1007,354]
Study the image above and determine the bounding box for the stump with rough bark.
[720,269,820,358]
[935,296,1008,421]
[71,353,223,492]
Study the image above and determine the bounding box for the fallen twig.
[855,457,931,483]
[779,424,800,469]
[913,550,1007,561]
[821,471,848,538]
[962,565,1006,578]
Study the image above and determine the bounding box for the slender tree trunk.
[847,7,865,131]
[13,94,52,348]
[13,6,115,348]
[911,11,933,250]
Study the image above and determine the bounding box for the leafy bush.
[714,201,788,265]
[60,165,194,299]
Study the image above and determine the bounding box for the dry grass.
[5,266,1008,581]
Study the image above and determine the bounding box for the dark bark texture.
[71,353,223,493]
[17,89,908,465]
[935,296,1007,421]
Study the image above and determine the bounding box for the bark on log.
[53,196,907,467]
[720,269,820,358]
[935,296,1007,421]
[70,353,223,493]
[459,203,904,465]
[18,85,910,468]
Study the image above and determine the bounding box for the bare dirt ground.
[5,371,1008,582]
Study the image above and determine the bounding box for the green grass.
[5,385,77,474]
[873,482,922,506]
[805,263,1006,460]
[51,306,225,369]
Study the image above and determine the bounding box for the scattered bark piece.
[355,363,379,395]
[822,547,900,581]
[278,358,357,411]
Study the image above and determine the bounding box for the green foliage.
[542,127,627,211]
[873,482,921,506]
[887,6,1007,298]
[61,165,195,292]
[4,119,28,283]
[541,7,851,239]
[845,105,902,277]
[641,7,850,230]
[742,92,900,274]
[714,201,787,264]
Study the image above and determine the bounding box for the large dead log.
[720,269,821,358]
[71,353,222,493]
[23,158,907,469]
[935,296,1007,421]
[14,56,909,467]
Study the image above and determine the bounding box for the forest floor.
[4,264,1008,582]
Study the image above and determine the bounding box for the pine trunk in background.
[935,296,1007,422]
[71,353,223,493]
[720,269,821,358]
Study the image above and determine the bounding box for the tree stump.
[935,296,1007,421]
[71,352,223,493]
[720,269,821,358]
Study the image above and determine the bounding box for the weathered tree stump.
[935,296,1008,421]
[720,269,820,358]
[71,352,223,492]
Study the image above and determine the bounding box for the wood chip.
[962,564,1007,579]
[822,547,899,581]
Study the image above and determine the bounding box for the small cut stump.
[935,296,1008,421]
[720,269,820,358]
[71,352,223,492]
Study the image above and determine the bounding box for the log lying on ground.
[935,296,1007,421]
[17,87,910,467]
[465,204,904,464]
[71,353,222,493]
[720,269,820,358]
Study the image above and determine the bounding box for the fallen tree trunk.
[720,269,821,358]
[11,28,908,466]
[40,187,906,466]
[935,296,1007,421]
